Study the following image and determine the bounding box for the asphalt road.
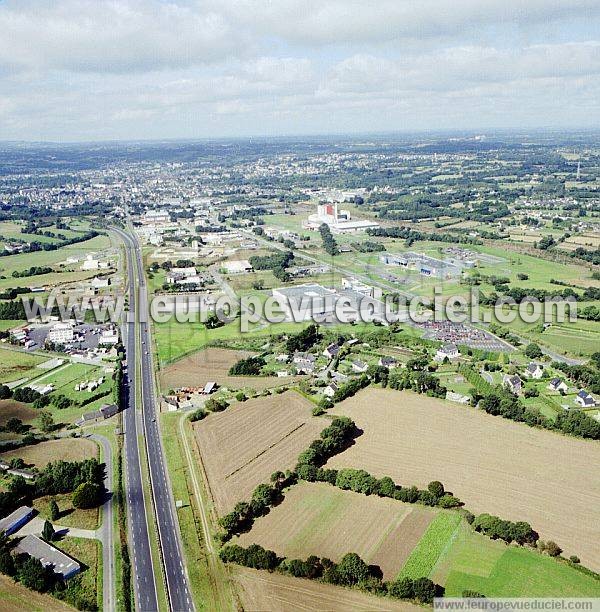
[89,433,116,612]
[116,228,160,612]
[118,226,194,611]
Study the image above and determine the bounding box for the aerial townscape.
[0,1,599,611]
[0,133,597,611]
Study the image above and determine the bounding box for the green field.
[398,512,461,579]
[0,348,47,384]
[432,523,600,597]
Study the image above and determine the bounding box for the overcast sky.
[1,0,599,142]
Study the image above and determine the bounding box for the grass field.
[160,346,304,392]
[33,493,100,530]
[432,522,600,597]
[233,566,420,611]
[235,481,436,580]
[397,512,461,580]
[0,437,98,467]
[0,348,47,385]
[153,318,308,365]
[56,536,102,611]
[328,389,600,571]
[194,391,324,514]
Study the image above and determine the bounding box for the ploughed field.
[233,566,420,611]
[193,391,324,514]
[234,481,436,580]
[160,347,303,391]
[327,388,600,571]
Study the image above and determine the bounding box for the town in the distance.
[0,133,598,611]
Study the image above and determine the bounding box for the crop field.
[431,522,600,597]
[328,389,600,571]
[193,391,324,514]
[160,347,303,392]
[398,512,461,580]
[233,566,420,611]
[0,399,37,425]
[0,437,98,467]
[234,481,436,580]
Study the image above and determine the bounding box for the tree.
[37,410,55,433]
[524,343,543,359]
[336,552,370,585]
[49,499,60,521]
[427,481,445,498]
[17,555,52,592]
[388,576,414,599]
[545,541,562,557]
[0,547,15,577]
[412,577,439,603]
[5,417,24,433]
[42,520,55,542]
[0,385,12,400]
[72,481,103,509]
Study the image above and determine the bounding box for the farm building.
[222,260,253,274]
[16,534,81,580]
[0,506,34,535]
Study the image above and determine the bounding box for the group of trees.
[331,374,370,403]
[219,544,442,604]
[12,266,54,278]
[387,368,447,399]
[218,473,294,540]
[228,355,266,376]
[318,224,338,256]
[249,250,294,282]
[285,323,321,353]
[366,226,481,246]
[472,513,538,545]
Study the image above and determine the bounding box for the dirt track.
[328,388,600,571]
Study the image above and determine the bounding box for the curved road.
[116,227,194,611]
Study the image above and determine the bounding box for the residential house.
[351,360,368,374]
[548,378,568,393]
[503,374,522,394]
[435,343,460,362]
[323,382,338,398]
[575,389,597,408]
[323,343,341,359]
[524,363,544,379]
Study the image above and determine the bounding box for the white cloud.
[0,0,246,74]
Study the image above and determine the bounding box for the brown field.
[194,391,324,514]
[0,437,98,468]
[234,567,420,611]
[160,347,304,391]
[0,573,73,612]
[235,481,435,580]
[0,399,37,425]
[328,389,600,571]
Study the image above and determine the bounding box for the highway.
[117,227,160,612]
[117,226,194,612]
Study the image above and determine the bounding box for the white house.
[548,378,568,393]
[435,343,460,362]
[323,343,341,359]
[503,374,522,394]
[323,382,338,398]
[379,356,399,369]
[524,363,544,379]
[222,260,252,274]
[576,390,597,408]
[351,360,368,373]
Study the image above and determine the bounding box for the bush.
[72,481,103,509]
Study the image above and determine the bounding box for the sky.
[0,0,599,142]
